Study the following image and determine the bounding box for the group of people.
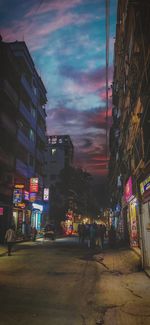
[78,222,117,249]
[78,222,106,249]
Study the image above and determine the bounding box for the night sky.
[0,0,117,180]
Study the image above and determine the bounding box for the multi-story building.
[45,135,74,223]
[109,0,150,271]
[0,38,47,241]
[45,135,74,185]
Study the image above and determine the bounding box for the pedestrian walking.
[89,223,97,249]
[31,227,37,241]
[5,225,16,256]
[78,223,85,244]
[99,224,106,249]
[96,225,102,249]
[108,225,116,248]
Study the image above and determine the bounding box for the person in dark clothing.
[108,225,116,248]
[90,223,97,248]
[31,227,37,241]
[99,224,106,249]
[78,223,85,244]
[5,226,16,256]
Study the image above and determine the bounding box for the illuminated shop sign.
[43,188,49,201]
[124,177,133,202]
[14,184,24,189]
[13,189,22,203]
[30,178,39,193]
[32,203,43,212]
[140,175,150,195]
[0,207,4,215]
[15,203,25,209]
[29,192,37,202]
[24,190,29,201]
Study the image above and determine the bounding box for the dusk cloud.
[0,0,117,178]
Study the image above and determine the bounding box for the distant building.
[44,135,74,224]
[45,135,74,186]
[0,38,47,240]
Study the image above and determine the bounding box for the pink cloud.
[25,0,83,17]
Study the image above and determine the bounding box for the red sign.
[30,178,38,193]
[0,207,4,215]
[124,177,133,202]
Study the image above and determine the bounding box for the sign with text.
[13,189,22,203]
[29,192,37,202]
[23,190,29,201]
[140,175,150,195]
[30,178,38,193]
[43,188,49,201]
[0,207,4,215]
[124,177,133,202]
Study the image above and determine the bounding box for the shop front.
[140,174,150,270]
[124,177,141,254]
[13,186,31,238]
[31,203,43,231]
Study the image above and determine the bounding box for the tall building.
[109,0,150,271]
[45,135,74,186]
[0,38,47,241]
[44,135,74,224]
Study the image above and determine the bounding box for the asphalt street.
[0,236,150,325]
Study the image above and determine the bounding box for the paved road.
[0,236,150,325]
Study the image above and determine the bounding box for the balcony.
[17,129,35,155]
[21,75,37,106]
[0,79,18,107]
[19,100,36,130]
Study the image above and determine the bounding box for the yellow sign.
[15,184,24,189]
[15,203,25,208]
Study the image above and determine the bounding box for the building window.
[31,106,36,118]
[29,128,35,142]
[52,149,56,156]
[52,137,57,144]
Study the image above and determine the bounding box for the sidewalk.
[0,243,7,256]
[93,247,150,325]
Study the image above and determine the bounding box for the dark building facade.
[0,38,47,241]
[45,135,74,186]
[109,0,150,271]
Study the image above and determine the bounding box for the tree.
[54,166,99,220]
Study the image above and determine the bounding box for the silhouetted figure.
[31,227,37,241]
[5,226,16,256]
[78,223,86,244]
[90,223,97,248]
[108,225,116,248]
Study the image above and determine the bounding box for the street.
[0,236,150,325]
